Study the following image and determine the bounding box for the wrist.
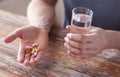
[30,23,51,33]
[28,25,50,35]
[38,25,51,33]
[30,20,52,33]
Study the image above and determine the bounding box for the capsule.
[25,46,32,54]
[32,44,39,52]
[32,44,39,48]
[34,52,38,57]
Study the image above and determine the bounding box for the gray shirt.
[63,0,120,31]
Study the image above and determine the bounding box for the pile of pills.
[25,44,39,57]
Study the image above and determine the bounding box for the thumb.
[4,30,21,43]
[66,25,90,34]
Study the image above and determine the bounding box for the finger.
[34,51,42,62]
[64,37,90,49]
[64,43,84,58]
[66,25,89,34]
[81,33,97,42]
[65,36,99,50]
[64,42,95,59]
[29,54,36,66]
[64,43,78,57]
[67,50,77,58]
[67,33,97,43]
[66,33,83,42]
[29,51,42,66]
[17,43,25,63]
[66,49,84,58]
[65,37,82,49]
[64,42,81,54]
[4,29,21,43]
[23,53,31,66]
[29,44,44,66]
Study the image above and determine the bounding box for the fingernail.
[66,26,70,30]
[67,33,70,37]
[67,33,72,39]
[64,37,67,41]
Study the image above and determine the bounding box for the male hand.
[64,26,109,58]
[4,25,48,66]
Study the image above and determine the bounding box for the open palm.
[4,25,48,66]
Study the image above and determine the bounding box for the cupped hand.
[64,25,109,58]
[4,25,48,66]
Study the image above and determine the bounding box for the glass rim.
[72,7,93,16]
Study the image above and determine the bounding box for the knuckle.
[72,48,80,54]
[93,34,98,40]
[76,42,81,47]
[75,43,81,49]
[64,37,67,41]
[79,35,84,42]
[77,35,82,41]
[79,44,84,48]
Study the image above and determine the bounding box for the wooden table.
[0,10,120,77]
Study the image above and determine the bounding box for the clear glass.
[71,7,93,27]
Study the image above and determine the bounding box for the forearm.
[27,0,56,32]
[106,30,120,49]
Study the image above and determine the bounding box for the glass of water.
[71,7,93,27]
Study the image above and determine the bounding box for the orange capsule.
[25,46,32,54]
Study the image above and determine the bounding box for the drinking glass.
[71,7,93,27]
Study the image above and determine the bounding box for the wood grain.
[0,10,120,77]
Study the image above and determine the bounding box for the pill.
[25,46,32,53]
[32,44,39,52]
[32,44,39,48]
[34,52,38,57]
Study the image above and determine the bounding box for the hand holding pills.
[4,25,49,66]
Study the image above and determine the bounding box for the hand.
[4,25,48,66]
[64,26,109,58]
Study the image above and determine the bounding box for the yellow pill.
[32,44,39,48]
